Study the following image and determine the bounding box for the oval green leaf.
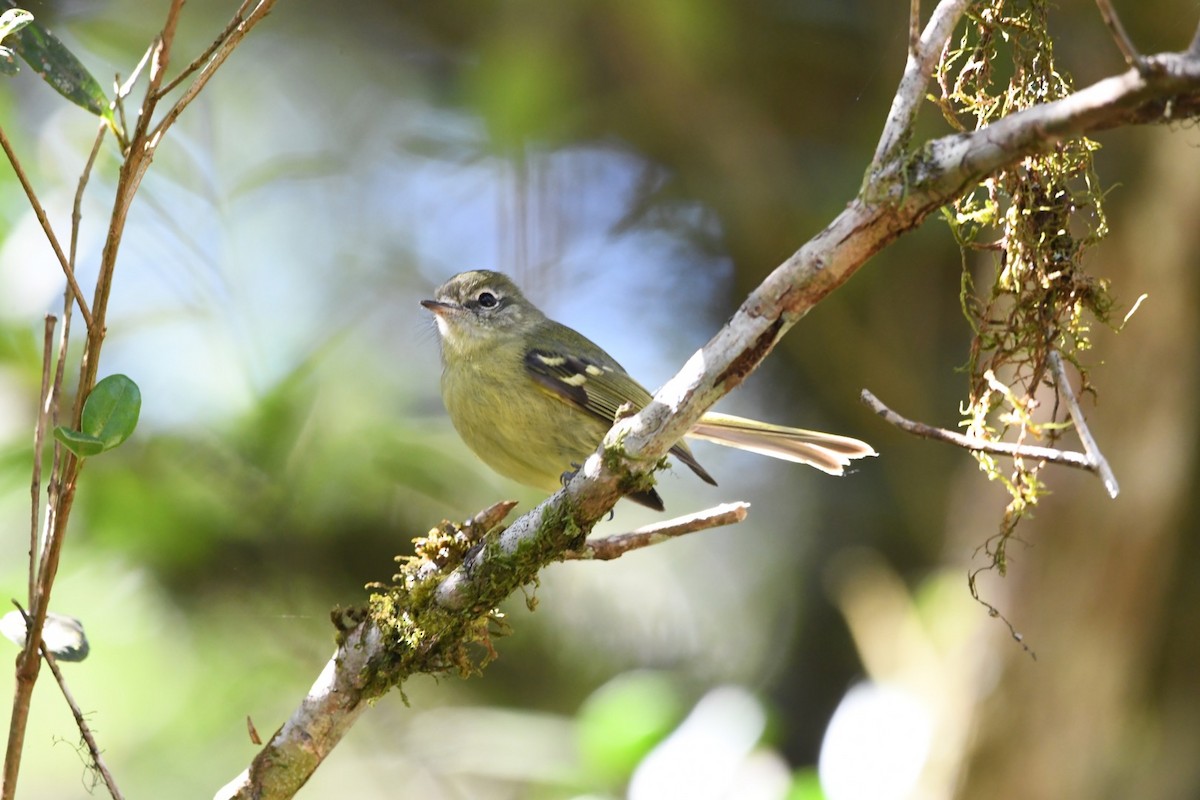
[53,426,105,458]
[80,373,141,452]
[2,2,111,120]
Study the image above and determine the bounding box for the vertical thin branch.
[28,317,56,609]
[870,0,973,172]
[114,42,157,152]
[910,0,922,53]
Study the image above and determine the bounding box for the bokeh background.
[1,1,1198,798]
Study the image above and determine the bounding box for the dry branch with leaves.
[0,2,277,798]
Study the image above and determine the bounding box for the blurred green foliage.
[576,671,686,784]
[0,0,1196,798]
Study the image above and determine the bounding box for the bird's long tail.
[687,412,877,476]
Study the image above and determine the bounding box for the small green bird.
[422,270,876,510]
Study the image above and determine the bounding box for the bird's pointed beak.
[421,298,465,341]
[420,298,455,315]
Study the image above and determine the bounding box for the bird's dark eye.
[477,291,498,308]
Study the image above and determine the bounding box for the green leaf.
[53,426,105,457]
[1,2,111,119]
[80,374,141,452]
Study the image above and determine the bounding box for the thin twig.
[41,650,124,799]
[1047,350,1119,498]
[467,500,520,540]
[563,502,751,561]
[909,0,921,54]
[0,127,94,329]
[1094,0,1141,68]
[119,42,155,100]
[113,43,157,152]
[870,0,973,172]
[71,126,107,269]
[66,123,107,356]
[860,389,1097,471]
[149,0,278,144]
[156,0,258,97]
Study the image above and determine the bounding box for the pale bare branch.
[871,0,974,172]
[215,625,380,800]
[563,502,751,561]
[860,388,1097,471]
[1047,351,1119,498]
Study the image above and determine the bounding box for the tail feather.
[688,412,877,476]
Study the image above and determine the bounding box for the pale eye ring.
[477,291,498,308]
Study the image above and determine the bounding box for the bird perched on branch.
[422,270,876,510]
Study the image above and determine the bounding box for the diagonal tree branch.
[1094,0,1142,68]
[219,3,1200,796]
